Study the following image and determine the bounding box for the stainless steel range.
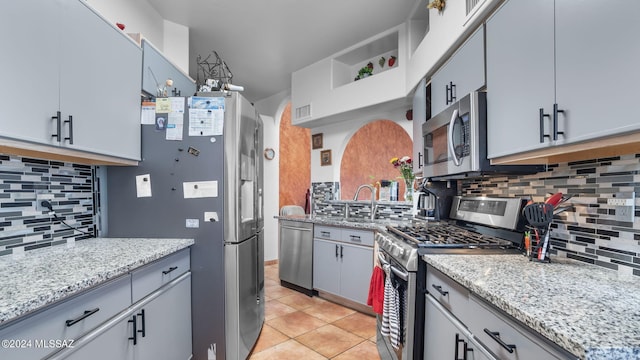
[376,196,528,360]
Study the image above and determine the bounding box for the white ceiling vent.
[295,104,312,120]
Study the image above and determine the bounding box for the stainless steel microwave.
[422,91,543,180]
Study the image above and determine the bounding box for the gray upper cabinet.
[485,0,555,158]
[0,2,62,146]
[430,27,485,118]
[0,0,142,162]
[486,0,640,159]
[412,78,427,173]
[142,40,196,98]
[60,0,142,161]
[553,1,640,144]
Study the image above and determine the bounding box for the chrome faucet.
[353,184,377,220]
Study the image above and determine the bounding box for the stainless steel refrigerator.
[105,91,264,360]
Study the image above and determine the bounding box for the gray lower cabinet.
[486,0,640,159]
[0,0,142,161]
[430,26,485,117]
[0,276,131,360]
[313,226,373,305]
[60,273,191,360]
[61,273,192,360]
[425,295,491,360]
[424,265,576,360]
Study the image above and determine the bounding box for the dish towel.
[367,265,385,314]
[380,264,401,349]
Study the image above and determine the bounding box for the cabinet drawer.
[467,295,572,360]
[341,229,374,247]
[314,226,342,241]
[0,275,131,360]
[426,266,469,320]
[131,249,191,303]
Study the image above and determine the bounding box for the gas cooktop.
[387,222,515,249]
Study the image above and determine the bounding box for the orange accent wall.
[340,120,413,200]
[279,103,311,210]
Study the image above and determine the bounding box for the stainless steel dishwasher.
[278,220,314,296]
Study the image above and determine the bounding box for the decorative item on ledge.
[354,62,374,81]
[427,0,446,13]
[196,50,234,92]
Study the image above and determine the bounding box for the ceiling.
[146,0,419,103]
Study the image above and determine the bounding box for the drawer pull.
[162,266,178,275]
[431,284,449,296]
[349,235,361,242]
[484,328,516,353]
[128,315,138,345]
[137,309,146,337]
[321,231,331,237]
[65,308,100,327]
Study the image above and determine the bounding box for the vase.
[403,178,414,202]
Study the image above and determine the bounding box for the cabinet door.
[339,243,372,305]
[63,315,135,360]
[312,239,340,295]
[134,275,192,360]
[425,296,490,360]
[59,0,142,160]
[555,0,640,144]
[485,0,555,158]
[0,2,61,146]
[142,41,195,98]
[412,79,427,173]
[430,27,485,117]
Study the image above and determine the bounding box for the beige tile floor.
[249,263,381,360]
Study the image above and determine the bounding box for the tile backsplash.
[461,153,640,277]
[0,155,95,256]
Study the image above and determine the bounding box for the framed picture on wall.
[320,149,332,166]
[312,133,323,149]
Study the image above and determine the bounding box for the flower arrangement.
[390,156,415,201]
[390,156,414,182]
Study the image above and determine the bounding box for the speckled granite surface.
[0,238,194,326]
[276,214,407,231]
[423,254,640,360]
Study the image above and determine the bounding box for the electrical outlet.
[35,192,54,212]
[610,192,635,222]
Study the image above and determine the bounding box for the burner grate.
[388,223,515,249]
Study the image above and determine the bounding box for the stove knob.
[393,244,401,257]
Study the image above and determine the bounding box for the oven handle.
[377,252,409,281]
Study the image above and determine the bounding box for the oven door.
[376,249,418,360]
[422,92,475,178]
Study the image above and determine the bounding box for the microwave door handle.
[447,109,462,166]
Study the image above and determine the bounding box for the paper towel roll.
[224,83,244,92]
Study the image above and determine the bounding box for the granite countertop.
[0,237,194,326]
[423,254,640,360]
[276,214,409,232]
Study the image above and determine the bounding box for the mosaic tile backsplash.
[0,155,95,256]
[311,181,414,221]
[461,153,640,277]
